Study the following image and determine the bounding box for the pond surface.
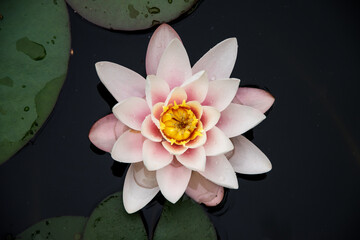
[1,0,359,239]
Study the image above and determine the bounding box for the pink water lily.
[89,24,274,213]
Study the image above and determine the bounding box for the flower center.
[160,100,202,145]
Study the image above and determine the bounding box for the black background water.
[1,0,360,239]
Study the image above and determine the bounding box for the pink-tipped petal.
[181,71,209,103]
[89,114,121,152]
[229,135,272,174]
[192,38,238,80]
[112,97,150,131]
[145,75,170,108]
[235,87,275,113]
[162,141,188,155]
[111,130,145,163]
[217,103,266,138]
[123,164,159,214]
[202,78,240,112]
[164,87,187,106]
[143,140,173,171]
[133,162,158,189]
[201,106,220,132]
[199,155,238,189]
[203,126,234,156]
[141,115,162,142]
[95,61,146,102]
[176,147,206,171]
[185,172,224,206]
[187,101,203,119]
[157,39,192,89]
[146,24,181,75]
[156,162,192,203]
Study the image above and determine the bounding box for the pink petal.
[156,162,192,203]
[89,114,121,152]
[95,61,146,102]
[162,141,188,155]
[146,24,181,75]
[235,87,275,113]
[164,87,187,106]
[201,106,220,132]
[145,75,170,108]
[199,155,238,189]
[123,164,159,213]
[112,97,150,131]
[185,122,207,148]
[133,162,158,188]
[176,147,206,171]
[157,39,192,89]
[111,130,145,163]
[203,126,234,156]
[229,135,272,174]
[143,140,173,171]
[185,172,224,207]
[187,101,203,120]
[181,71,209,103]
[217,103,266,138]
[151,102,165,128]
[202,78,240,112]
[192,38,238,80]
[141,115,162,142]
[115,120,129,139]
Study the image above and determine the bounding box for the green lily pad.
[66,0,199,31]
[153,197,217,240]
[0,0,71,164]
[16,216,87,240]
[83,192,147,240]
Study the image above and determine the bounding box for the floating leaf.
[83,192,147,240]
[16,216,87,240]
[153,197,217,240]
[0,0,71,164]
[66,0,199,31]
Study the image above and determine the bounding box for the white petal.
[145,75,170,108]
[143,140,173,171]
[141,115,162,142]
[202,78,240,112]
[176,147,206,171]
[164,87,187,106]
[112,97,150,131]
[203,126,233,156]
[157,39,192,89]
[111,130,144,163]
[181,71,209,103]
[217,103,266,138]
[199,155,238,189]
[201,106,220,131]
[156,162,192,203]
[95,61,145,102]
[229,135,272,174]
[192,38,238,80]
[123,164,159,213]
[234,87,275,113]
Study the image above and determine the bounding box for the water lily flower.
[89,24,274,213]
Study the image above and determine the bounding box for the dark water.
[1,0,360,239]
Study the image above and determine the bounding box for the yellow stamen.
[159,100,203,145]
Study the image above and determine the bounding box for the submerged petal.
[95,61,146,102]
[199,155,238,189]
[111,130,145,163]
[229,135,272,174]
[157,39,192,89]
[156,162,192,203]
[123,164,159,214]
[146,24,181,75]
[217,103,266,138]
[113,97,150,131]
[133,162,158,189]
[235,87,275,113]
[185,172,224,207]
[192,38,238,80]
